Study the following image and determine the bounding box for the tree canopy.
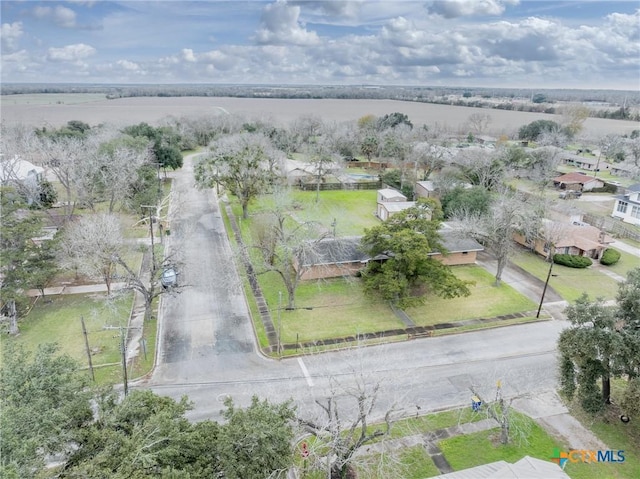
[195,132,282,218]
[360,199,471,307]
[517,120,565,142]
[1,343,296,479]
[558,269,640,415]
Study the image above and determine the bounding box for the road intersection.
[138,154,571,425]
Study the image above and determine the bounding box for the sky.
[1,1,639,89]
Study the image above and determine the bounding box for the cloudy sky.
[1,1,639,89]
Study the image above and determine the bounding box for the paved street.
[140,156,570,424]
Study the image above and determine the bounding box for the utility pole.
[80,316,95,382]
[141,205,156,266]
[278,291,282,358]
[536,258,554,318]
[120,328,129,396]
[104,325,139,396]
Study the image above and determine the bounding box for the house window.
[616,201,628,214]
[462,251,469,255]
[632,205,640,219]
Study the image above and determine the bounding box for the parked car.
[559,190,582,199]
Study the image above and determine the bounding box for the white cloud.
[47,43,96,62]
[254,0,320,46]
[1,22,23,52]
[117,60,140,71]
[33,5,78,28]
[426,0,519,19]
[181,49,197,63]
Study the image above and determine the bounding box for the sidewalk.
[475,252,567,320]
[26,282,126,297]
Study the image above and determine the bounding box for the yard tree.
[59,213,125,295]
[113,232,185,322]
[308,137,338,202]
[122,122,184,171]
[466,112,492,134]
[560,104,590,137]
[0,188,54,335]
[194,132,282,219]
[618,268,640,381]
[251,189,328,309]
[360,199,471,307]
[217,396,296,479]
[524,146,564,191]
[298,349,401,479]
[93,133,152,212]
[376,112,413,131]
[33,133,86,218]
[409,141,453,181]
[453,148,505,191]
[452,189,527,286]
[0,343,93,478]
[441,186,491,219]
[558,295,622,411]
[517,119,562,142]
[360,135,379,161]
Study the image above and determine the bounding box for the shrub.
[600,248,621,266]
[553,254,593,268]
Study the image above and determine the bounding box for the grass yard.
[605,249,640,278]
[1,292,133,385]
[438,414,563,471]
[246,189,380,236]
[511,250,620,302]
[259,271,403,344]
[405,265,537,325]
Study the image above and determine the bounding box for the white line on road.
[297,357,314,387]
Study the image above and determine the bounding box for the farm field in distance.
[2,94,638,137]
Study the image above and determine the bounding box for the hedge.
[600,248,621,266]
[553,253,593,268]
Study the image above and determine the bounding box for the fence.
[297,180,382,191]
[583,213,640,242]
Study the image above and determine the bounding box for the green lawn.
[511,250,620,301]
[605,248,640,278]
[261,272,403,344]
[2,293,133,384]
[439,414,564,471]
[405,265,537,325]
[249,189,380,236]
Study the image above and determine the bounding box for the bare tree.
[34,134,86,218]
[297,348,402,479]
[59,213,125,295]
[453,148,505,190]
[409,141,453,181]
[195,132,283,219]
[307,138,339,203]
[251,189,328,309]
[466,112,492,134]
[526,146,564,191]
[452,189,527,285]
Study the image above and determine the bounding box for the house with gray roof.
[295,230,484,280]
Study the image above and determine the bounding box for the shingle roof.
[553,172,600,184]
[298,237,369,267]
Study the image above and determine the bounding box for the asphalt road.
[144,156,568,422]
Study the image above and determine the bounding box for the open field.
[2,94,638,137]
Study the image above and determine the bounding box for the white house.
[611,184,640,226]
[0,155,45,204]
[377,188,407,203]
[376,201,416,221]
